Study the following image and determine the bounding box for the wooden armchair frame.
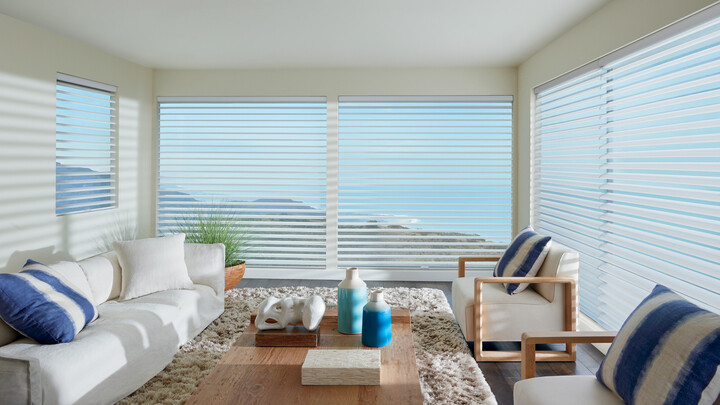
[520,331,617,379]
[458,257,578,362]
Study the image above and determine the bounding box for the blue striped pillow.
[493,226,552,294]
[0,260,98,344]
[597,285,720,405]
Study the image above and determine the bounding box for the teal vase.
[362,291,392,347]
[338,267,366,334]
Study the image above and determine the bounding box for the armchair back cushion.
[597,284,720,405]
[532,242,579,303]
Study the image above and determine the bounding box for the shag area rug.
[119,287,496,405]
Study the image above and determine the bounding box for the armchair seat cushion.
[514,376,623,405]
[452,277,564,341]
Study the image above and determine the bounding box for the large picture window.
[337,96,513,270]
[532,11,720,329]
[157,97,327,269]
[157,95,513,272]
[56,73,117,215]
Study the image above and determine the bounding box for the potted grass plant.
[176,206,248,290]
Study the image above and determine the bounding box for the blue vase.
[362,291,392,347]
[338,267,366,334]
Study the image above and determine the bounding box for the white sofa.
[0,243,226,405]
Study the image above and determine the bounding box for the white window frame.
[55,73,118,215]
[337,95,513,271]
[156,95,514,279]
[156,96,328,269]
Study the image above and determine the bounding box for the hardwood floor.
[235,278,604,405]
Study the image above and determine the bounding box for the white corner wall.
[0,13,154,272]
[516,0,717,228]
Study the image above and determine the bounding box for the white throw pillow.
[77,253,122,305]
[114,234,193,301]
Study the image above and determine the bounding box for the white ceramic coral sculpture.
[255,294,326,331]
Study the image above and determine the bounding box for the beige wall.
[152,67,519,234]
[516,0,716,229]
[0,13,153,271]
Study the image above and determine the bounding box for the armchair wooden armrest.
[458,256,500,278]
[472,277,578,362]
[521,331,617,379]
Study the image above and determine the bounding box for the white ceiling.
[0,0,609,69]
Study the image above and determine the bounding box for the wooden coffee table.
[187,309,423,404]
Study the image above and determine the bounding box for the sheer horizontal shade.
[338,96,513,270]
[157,97,327,269]
[56,74,117,215]
[532,11,720,330]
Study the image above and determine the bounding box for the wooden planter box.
[224,262,246,291]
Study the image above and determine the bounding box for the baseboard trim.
[244,268,493,282]
[579,313,612,355]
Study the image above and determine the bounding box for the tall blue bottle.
[338,267,366,334]
[362,291,392,347]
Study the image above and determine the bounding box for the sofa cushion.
[77,252,122,305]
[0,284,223,405]
[514,376,623,405]
[184,243,225,297]
[47,261,94,300]
[597,285,720,405]
[0,260,98,344]
[493,226,552,294]
[0,320,19,346]
[114,234,193,301]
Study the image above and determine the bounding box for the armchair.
[451,242,579,361]
[514,331,621,405]
[515,284,720,405]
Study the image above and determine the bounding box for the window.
[56,73,117,215]
[157,97,327,269]
[338,96,513,270]
[532,9,720,329]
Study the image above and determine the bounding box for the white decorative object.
[301,349,381,385]
[255,294,326,331]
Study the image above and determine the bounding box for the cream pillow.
[114,234,193,301]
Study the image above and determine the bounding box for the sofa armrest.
[184,243,225,297]
[0,353,41,405]
[457,256,500,278]
[521,331,617,379]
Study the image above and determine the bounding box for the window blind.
[157,97,327,269]
[56,73,117,215]
[338,96,513,270]
[532,11,720,329]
